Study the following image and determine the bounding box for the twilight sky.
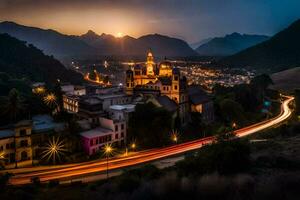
[1,0,300,43]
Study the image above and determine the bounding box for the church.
[126,50,190,125]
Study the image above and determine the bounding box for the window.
[115,134,118,139]
[115,125,118,131]
[21,151,28,161]
[174,85,178,90]
[6,144,10,150]
[20,140,28,147]
[20,129,27,136]
[121,124,124,130]
[121,132,124,137]
[174,76,179,81]
[90,140,93,146]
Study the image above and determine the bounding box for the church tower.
[146,50,155,76]
[125,69,134,95]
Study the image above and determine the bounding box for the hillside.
[196,32,269,56]
[189,38,212,49]
[79,31,198,57]
[270,67,300,92]
[0,21,198,58]
[220,19,300,72]
[0,33,82,84]
[0,21,95,58]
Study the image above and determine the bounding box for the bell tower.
[146,50,155,76]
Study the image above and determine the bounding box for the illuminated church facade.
[126,50,190,125]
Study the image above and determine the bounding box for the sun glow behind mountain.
[116,32,123,38]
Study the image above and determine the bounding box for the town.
[0,1,300,199]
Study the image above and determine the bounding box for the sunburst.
[171,129,179,143]
[41,136,67,165]
[0,151,4,160]
[43,93,57,107]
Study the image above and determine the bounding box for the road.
[6,95,294,185]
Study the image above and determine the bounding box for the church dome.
[159,61,172,69]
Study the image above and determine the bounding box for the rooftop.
[110,104,136,111]
[80,127,113,139]
[188,85,211,104]
[32,115,64,133]
[0,129,14,139]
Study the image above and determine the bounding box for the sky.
[1,0,300,43]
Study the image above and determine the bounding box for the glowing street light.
[0,151,4,160]
[33,86,46,95]
[131,142,136,150]
[103,143,114,179]
[41,136,67,165]
[43,93,60,114]
[232,122,237,129]
[171,130,179,144]
[43,93,57,107]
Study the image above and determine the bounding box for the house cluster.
[0,50,214,168]
[0,115,65,168]
[62,51,214,155]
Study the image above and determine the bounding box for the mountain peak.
[228,32,242,37]
[82,30,99,37]
[196,32,270,56]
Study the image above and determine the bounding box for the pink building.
[80,127,113,155]
[79,117,126,155]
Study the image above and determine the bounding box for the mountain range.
[0,21,197,58]
[195,33,269,56]
[0,33,82,84]
[189,38,212,49]
[220,19,300,72]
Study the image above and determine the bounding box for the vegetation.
[295,89,300,115]
[128,102,172,148]
[176,137,251,176]
[1,120,300,200]
[213,74,275,128]
[0,33,82,84]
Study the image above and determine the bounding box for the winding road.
[6,95,294,185]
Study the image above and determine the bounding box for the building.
[63,94,80,113]
[125,50,190,125]
[109,104,136,123]
[31,115,65,160]
[77,94,132,125]
[0,120,33,168]
[61,83,86,96]
[188,85,214,123]
[80,127,113,155]
[79,117,126,156]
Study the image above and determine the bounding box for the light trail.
[7,96,294,185]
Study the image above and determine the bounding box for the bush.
[176,139,251,176]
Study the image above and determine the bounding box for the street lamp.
[103,143,113,180]
[131,142,136,150]
[232,122,237,129]
[41,136,66,165]
[171,130,179,145]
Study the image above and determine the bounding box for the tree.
[0,88,26,122]
[128,103,172,148]
[295,89,300,114]
[251,74,274,103]
[219,98,246,125]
